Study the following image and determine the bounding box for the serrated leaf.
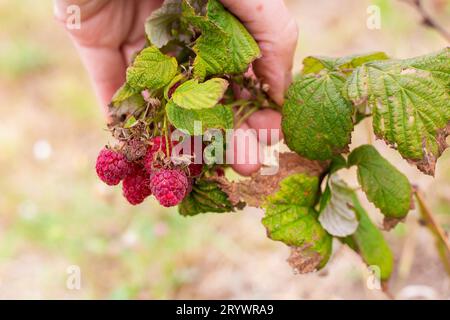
[145,0,182,48]
[318,174,359,237]
[164,73,185,100]
[172,78,229,109]
[126,46,178,91]
[302,52,389,75]
[179,179,233,216]
[348,145,412,219]
[403,47,450,87]
[182,0,260,79]
[344,48,450,175]
[343,194,394,281]
[111,83,141,107]
[282,72,354,160]
[166,100,234,135]
[262,174,332,271]
[108,91,146,125]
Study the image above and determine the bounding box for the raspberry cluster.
[95,136,204,207]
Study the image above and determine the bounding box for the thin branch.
[400,0,450,42]
[414,187,450,275]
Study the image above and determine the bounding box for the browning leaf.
[211,153,328,208]
[287,245,323,274]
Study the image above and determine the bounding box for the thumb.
[220,0,298,105]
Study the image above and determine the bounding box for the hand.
[55,0,298,176]
[221,0,298,175]
[54,0,164,108]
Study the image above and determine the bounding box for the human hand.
[54,0,164,108]
[221,0,298,175]
[55,0,298,176]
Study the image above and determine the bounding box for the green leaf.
[145,0,182,48]
[172,78,229,109]
[348,145,412,219]
[164,73,185,100]
[344,48,450,175]
[124,115,138,129]
[179,179,233,216]
[166,100,234,135]
[282,72,354,160]
[111,83,141,107]
[108,90,146,124]
[329,155,347,174]
[318,174,359,237]
[343,194,394,281]
[262,174,332,271]
[402,47,450,88]
[126,46,178,91]
[302,52,389,75]
[183,0,260,79]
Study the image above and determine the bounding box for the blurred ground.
[0,0,449,299]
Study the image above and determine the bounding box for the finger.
[229,122,262,176]
[53,0,110,23]
[220,0,298,105]
[246,109,283,145]
[121,0,164,63]
[74,45,126,111]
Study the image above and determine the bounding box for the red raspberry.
[188,163,203,176]
[122,167,152,205]
[150,169,189,207]
[187,137,204,176]
[96,148,133,186]
[216,167,225,177]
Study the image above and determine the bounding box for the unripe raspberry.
[96,148,133,186]
[150,169,189,207]
[122,167,152,205]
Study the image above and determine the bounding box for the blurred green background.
[0,0,449,299]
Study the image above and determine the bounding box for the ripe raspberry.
[122,167,152,205]
[150,169,189,207]
[96,148,133,186]
[188,163,203,176]
[216,167,225,177]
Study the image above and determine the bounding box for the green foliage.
[145,0,183,48]
[344,48,450,175]
[182,0,260,79]
[99,0,450,279]
[302,52,389,75]
[111,83,141,107]
[172,78,229,109]
[262,174,332,270]
[166,101,234,135]
[179,179,233,216]
[348,145,412,219]
[126,46,178,91]
[108,89,146,121]
[343,194,394,281]
[282,71,353,160]
[282,52,393,161]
